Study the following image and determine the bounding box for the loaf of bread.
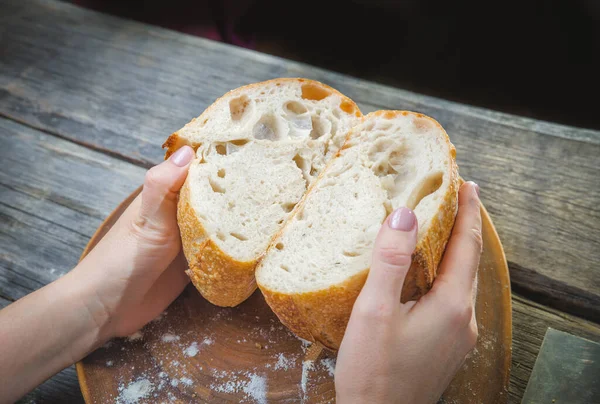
[255,111,459,349]
[164,79,361,307]
[164,80,458,349]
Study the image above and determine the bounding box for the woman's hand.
[0,146,194,403]
[335,181,482,404]
[74,145,195,339]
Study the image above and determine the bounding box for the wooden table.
[1,1,599,403]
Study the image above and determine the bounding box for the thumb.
[136,146,195,235]
[360,207,418,305]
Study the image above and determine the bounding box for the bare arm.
[0,146,194,403]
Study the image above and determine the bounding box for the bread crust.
[258,111,459,350]
[170,78,362,307]
[177,179,258,307]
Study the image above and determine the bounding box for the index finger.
[431,181,482,298]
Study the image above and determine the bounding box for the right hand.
[335,181,482,404]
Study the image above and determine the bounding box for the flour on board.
[117,378,154,404]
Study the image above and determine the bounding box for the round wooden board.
[77,187,512,403]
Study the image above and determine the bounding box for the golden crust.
[177,179,257,307]
[162,78,362,158]
[261,271,369,350]
[257,111,459,349]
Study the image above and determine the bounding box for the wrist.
[56,267,114,359]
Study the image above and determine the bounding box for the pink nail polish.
[388,207,416,231]
[468,181,480,197]
[170,146,194,167]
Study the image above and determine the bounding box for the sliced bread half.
[256,111,459,349]
[167,79,361,307]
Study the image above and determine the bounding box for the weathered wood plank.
[1,0,599,321]
[0,296,10,309]
[17,367,84,404]
[0,117,145,301]
[509,294,600,403]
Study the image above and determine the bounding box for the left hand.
[74,145,195,339]
[0,146,195,403]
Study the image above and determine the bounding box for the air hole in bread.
[301,83,331,101]
[275,242,284,250]
[292,154,311,187]
[282,202,295,213]
[280,265,290,272]
[217,169,226,178]
[340,100,355,114]
[310,116,331,139]
[284,101,308,115]
[413,117,434,133]
[253,115,284,141]
[230,232,248,241]
[217,232,226,241]
[406,172,444,210]
[215,144,227,155]
[343,250,360,257]
[209,178,225,194]
[230,139,250,146]
[229,95,252,121]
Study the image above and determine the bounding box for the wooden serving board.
[77,187,512,403]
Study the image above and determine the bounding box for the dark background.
[66,0,600,130]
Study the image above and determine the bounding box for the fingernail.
[388,207,416,231]
[170,146,194,167]
[468,181,480,197]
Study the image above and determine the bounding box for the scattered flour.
[170,379,179,387]
[210,371,268,403]
[301,360,314,397]
[203,337,214,346]
[127,331,143,341]
[161,333,180,343]
[180,377,193,386]
[184,342,199,357]
[106,360,113,367]
[117,379,154,404]
[274,353,294,370]
[243,374,267,404]
[152,311,167,323]
[321,358,336,377]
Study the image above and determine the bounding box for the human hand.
[335,181,482,404]
[0,146,195,402]
[72,145,195,340]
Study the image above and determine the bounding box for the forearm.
[0,269,108,403]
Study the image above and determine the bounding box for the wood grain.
[0,117,145,302]
[1,0,599,322]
